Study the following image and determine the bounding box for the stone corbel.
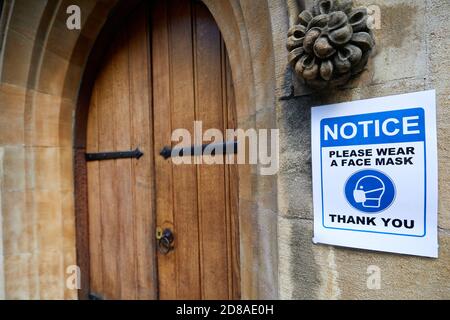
[286,0,376,92]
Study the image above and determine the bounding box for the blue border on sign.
[319,108,427,237]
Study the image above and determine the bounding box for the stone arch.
[0,0,285,299]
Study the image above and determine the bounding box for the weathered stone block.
[1,30,34,88]
[28,253,40,299]
[255,206,278,299]
[334,232,450,299]
[58,99,75,148]
[26,91,75,147]
[361,0,427,83]
[238,199,258,298]
[36,50,70,97]
[278,168,313,219]
[255,174,277,212]
[2,146,26,192]
[8,0,47,42]
[278,217,319,299]
[0,84,26,146]
[435,82,450,230]
[239,200,278,299]
[256,108,276,129]
[59,147,74,191]
[38,251,64,300]
[1,191,31,256]
[240,0,276,113]
[238,164,255,202]
[31,147,61,191]
[61,189,76,253]
[277,96,311,155]
[279,217,450,299]
[428,0,450,81]
[0,149,4,299]
[0,255,4,300]
[27,91,62,147]
[35,190,64,253]
[4,253,34,299]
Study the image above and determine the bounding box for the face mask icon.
[353,175,385,209]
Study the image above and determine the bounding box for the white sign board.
[311,90,438,258]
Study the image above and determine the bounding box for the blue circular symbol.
[344,169,395,213]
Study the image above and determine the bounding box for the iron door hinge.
[85,148,143,162]
[160,141,238,159]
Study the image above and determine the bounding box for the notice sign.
[311,90,438,258]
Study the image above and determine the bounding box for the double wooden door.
[85,0,240,300]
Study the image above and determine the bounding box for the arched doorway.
[76,0,240,300]
[0,0,279,300]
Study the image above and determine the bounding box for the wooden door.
[85,0,240,300]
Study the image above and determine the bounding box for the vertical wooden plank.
[86,5,158,300]
[84,0,242,300]
[112,29,136,300]
[194,2,229,299]
[168,0,201,299]
[221,40,233,300]
[97,45,121,299]
[151,0,177,300]
[225,54,241,300]
[128,5,157,300]
[192,1,204,300]
[86,86,103,297]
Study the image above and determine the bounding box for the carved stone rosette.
[287,0,375,89]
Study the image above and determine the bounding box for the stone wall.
[0,0,449,300]
[0,0,119,299]
[277,0,450,299]
[0,0,280,299]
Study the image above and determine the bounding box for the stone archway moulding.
[0,0,281,299]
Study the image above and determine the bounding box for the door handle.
[156,228,174,255]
